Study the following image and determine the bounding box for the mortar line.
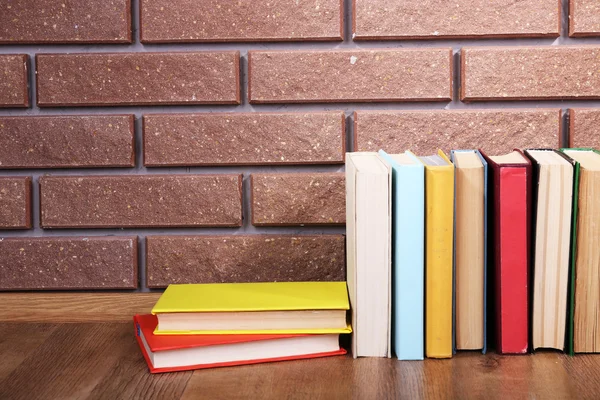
[0,226,346,237]
[138,235,148,292]
[562,109,570,148]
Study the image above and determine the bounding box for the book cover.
[134,314,347,374]
[480,149,531,354]
[450,150,488,354]
[152,281,350,313]
[419,150,454,359]
[152,281,351,335]
[378,150,425,361]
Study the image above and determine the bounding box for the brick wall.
[0,0,599,291]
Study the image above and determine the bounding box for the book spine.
[425,166,454,358]
[394,165,425,360]
[496,167,529,354]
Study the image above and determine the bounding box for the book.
[481,149,531,354]
[560,148,600,353]
[418,150,454,359]
[151,281,351,335]
[134,314,346,373]
[525,149,574,351]
[378,150,425,361]
[346,152,392,358]
[451,150,487,353]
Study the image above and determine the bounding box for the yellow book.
[418,150,454,358]
[152,281,351,335]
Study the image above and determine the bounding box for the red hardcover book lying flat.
[480,150,531,354]
[134,314,346,373]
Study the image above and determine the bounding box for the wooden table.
[0,293,598,399]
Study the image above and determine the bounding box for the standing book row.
[346,148,600,359]
[134,282,351,373]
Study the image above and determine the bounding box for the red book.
[480,149,531,354]
[134,314,346,373]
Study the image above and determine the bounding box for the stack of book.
[346,148,600,359]
[134,281,351,373]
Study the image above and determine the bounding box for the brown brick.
[354,109,561,155]
[40,175,242,228]
[353,0,560,40]
[140,0,342,43]
[143,112,345,166]
[251,173,345,226]
[461,47,600,102]
[0,0,131,44]
[0,116,134,169]
[36,52,240,107]
[0,55,28,108]
[0,177,31,229]
[570,0,600,36]
[249,49,452,103]
[146,235,345,287]
[0,237,137,290]
[569,109,600,148]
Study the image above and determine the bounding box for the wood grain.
[1,321,600,399]
[87,324,192,400]
[0,323,132,400]
[0,293,161,322]
[0,323,56,381]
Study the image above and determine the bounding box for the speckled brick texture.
[140,0,342,42]
[143,112,345,166]
[36,52,240,106]
[461,47,600,101]
[249,49,453,103]
[570,0,600,36]
[146,235,346,287]
[354,110,561,155]
[251,173,345,226]
[2,0,600,292]
[0,0,131,43]
[0,54,28,107]
[0,116,134,168]
[0,237,137,290]
[353,0,560,39]
[0,177,31,229]
[569,109,600,148]
[40,175,243,228]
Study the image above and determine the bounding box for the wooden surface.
[0,293,161,322]
[0,322,599,399]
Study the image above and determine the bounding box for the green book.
[559,148,600,355]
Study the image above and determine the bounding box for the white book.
[345,152,392,358]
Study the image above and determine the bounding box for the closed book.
[480,149,531,354]
[560,148,600,353]
[451,150,488,354]
[418,150,454,359]
[378,150,425,361]
[134,314,346,373]
[346,152,392,358]
[151,281,351,335]
[525,149,574,351]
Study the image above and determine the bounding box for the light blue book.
[378,150,425,360]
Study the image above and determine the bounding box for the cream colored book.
[453,150,485,351]
[526,150,573,351]
[346,152,392,358]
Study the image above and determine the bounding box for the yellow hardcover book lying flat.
[152,281,352,335]
[417,150,454,359]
